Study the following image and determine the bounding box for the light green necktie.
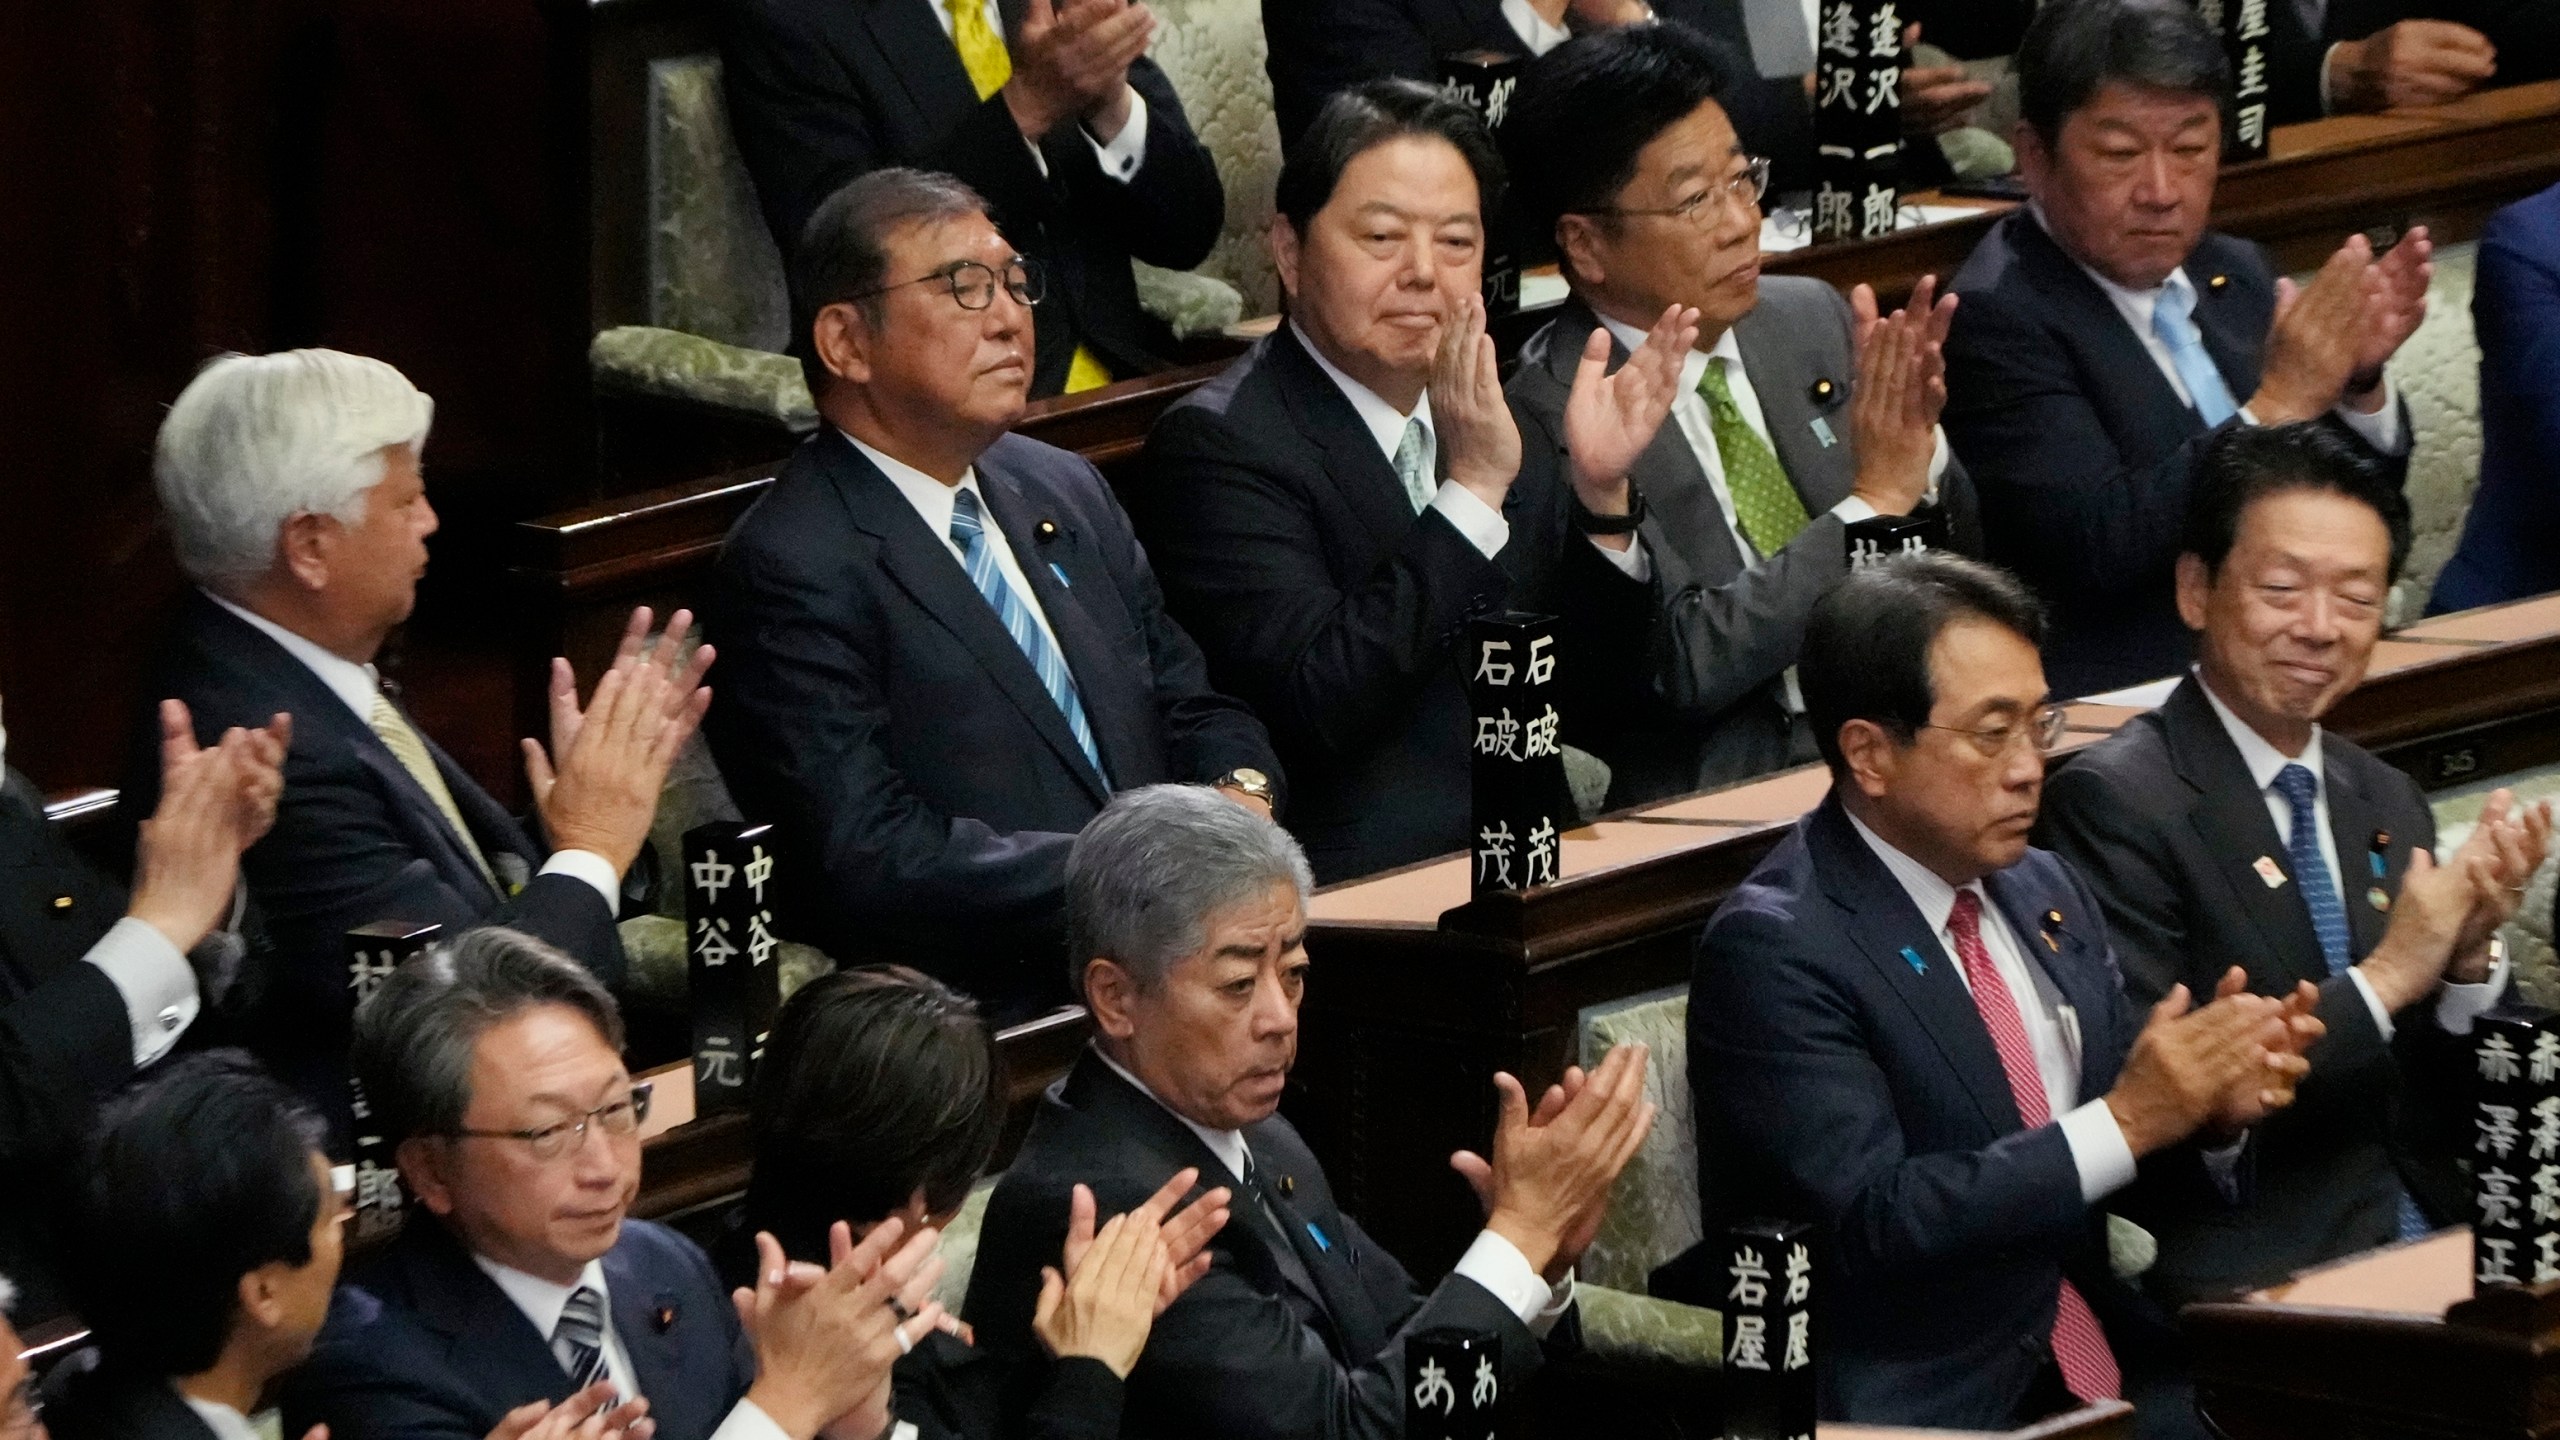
[1699,359,1811,557]
[1391,417,1435,513]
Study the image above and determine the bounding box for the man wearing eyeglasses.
[704,167,1278,1020]
[1500,23,1980,803]
[1670,552,2320,1438]
[289,928,940,1440]
[2036,423,2551,1311]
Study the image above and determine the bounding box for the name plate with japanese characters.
[685,821,785,1115]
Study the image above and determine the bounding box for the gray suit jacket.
[1507,282,1981,803]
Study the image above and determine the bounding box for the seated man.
[1943,0,2424,696]
[1503,23,1979,800]
[717,0,1223,396]
[966,784,1654,1440]
[2038,423,2550,1306]
[47,1052,344,1440]
[704,168,1279,1018]
[1141,81,1684,879]
[1,696,283,1320]
[133,349,711,1138]
[2430,178,2560,613]
[288,928,933,1440]
[738,964,1232,1440]
[1679,552,2317,1436]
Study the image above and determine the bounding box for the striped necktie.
[1699,360,1811,558]
[367,694,498,890]
[552,1285,615,1394]
[2151,275,2240,426]
[949,488,1106,778]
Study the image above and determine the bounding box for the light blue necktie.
[2151,277,2240,427]
[950,487,1106,780]
[2273,762,2430,1240]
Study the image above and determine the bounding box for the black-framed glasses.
[848,256,1045,311]
[1585,156,1773,227]
[451,1082,654,1163]
[1920,704,2071,760]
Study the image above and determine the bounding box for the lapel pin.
[2369,886,2392,913]
[2207,273,2230,292]
[2369,830,2390,879]
[654,1304,678,1333]
[1048,562,1072,588]
[2254,856,2288,889]
[1808,416,1839,449]
[2041,909,2064,953]
[1899,945,1929,976]
[50,894,72,910]
[1278,1174,1295,1199]
[1305,1220,1332,1253]
[1034,519,1059,542]
[1808,378,1837,405]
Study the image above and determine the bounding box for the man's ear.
[1082,958,1141,1042]
[396,1136,457,1218]
[1269,215,1303,307]
[2174,552,2213,633]
[1836,719,1901,800]
[2011,120,2051,197]
[811,302,875,388]
[236,1261,289,1331]
[1555,213,1608,293]
[276,511,338,593]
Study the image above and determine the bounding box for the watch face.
[1232,768,1268,788]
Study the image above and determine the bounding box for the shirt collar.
[1594,310,1728,397]
[1092,1044,1251,1184]
[203,589,379,725]
[1289,321,1434,465]
[174,1388,264,1440]
[1844,806,1985,940]
[2026,201,2193,331]
[473,1253,614,1345]
[2195,667,2325,795]
[839,428,982,544]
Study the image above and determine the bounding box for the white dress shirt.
[176,1390,271,1440]
[1289,323,1517,562]
[2194,673,2509,1039]
[1500,0,1573,54]
[1092,1046,1575,1335]
[2028,207,2408,456]
[929,0,1152,182]
[204,591,621,915]
[474,1255,792,1440]
[844,431,1070,655]
[1846,810,2140,1204]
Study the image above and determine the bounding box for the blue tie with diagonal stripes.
[950,487,1106,779]
[552,1284,614,1394]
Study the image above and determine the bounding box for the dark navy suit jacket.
[1679,795,2182,1429]
[2430,181,2560,613]
[286,1218,755,1440]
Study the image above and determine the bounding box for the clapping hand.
[1561,302,1700,541]
[2345,226,2432,408]
[1034,1180,1203,1377]
[1846,276,1957,515]
[1058,1167,1232,1316]
[1430,292,1524,512]
[1452,1041,1655,1283]
[486,1383,655,1440]
[127,699,291,956]
[523,605,714,876]
[1006,0,1153,143]
[2203,969,2324,1135]
[2442,790,2553,979]
[732,1221,946,1440]
[2251,237,2373,426]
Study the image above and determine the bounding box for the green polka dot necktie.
[1699,359,1811,558]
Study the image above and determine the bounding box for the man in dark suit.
[1501,24,1980,800]
[133,349,711,1141]
[705,169,1278,1017]
[1944,0,2427,697]
[717,0,1223,397]
[1140,81,1681,881]
[289,928,936,1440]
[2038,423,2551,1307]
[2431,180,2560,613]
[967,784,1654,1440]
[1,698,284,1322]
[44,1053,343,1440]
[1678,553,2318,1437]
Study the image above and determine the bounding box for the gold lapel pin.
[1279,1174,1296,1199]
[2207,274,2230,292]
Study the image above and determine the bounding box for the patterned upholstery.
[649,55,793,352]
[1577,987,1700,1293]
[1138,0,1284,314]
[590,324,818,432]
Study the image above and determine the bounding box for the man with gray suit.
[1502,24,1980,802]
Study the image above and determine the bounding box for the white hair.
[153,349,435,590]
[0,1271,15,1315]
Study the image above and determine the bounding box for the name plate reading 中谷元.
[1811,0,1904,244]
[685,821,785,1114]
[344,919,441,1241]
[1466,614,1571,898]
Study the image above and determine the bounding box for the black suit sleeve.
[1261,0,1454,157]
[1059,59,1225,273]
[0,957,131,1173]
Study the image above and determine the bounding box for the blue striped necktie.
[552,1284,614,1394]
[2151,276,2240,427]
[950,487,1105,778]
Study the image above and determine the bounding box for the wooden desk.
[1827,1402,2136,1440]
[2184,1230,2560,1438]
[1296,596,2560,1275]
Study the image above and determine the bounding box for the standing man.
[2038,423,2551,1307]
[705,169,1278,1019]
[1679,553,2319,1436]
[1943,0,2425,696]
[2429,179,2560,613]
[718,0,1224,397]
[1140,80,1692,881]
[1502,23,1978,799]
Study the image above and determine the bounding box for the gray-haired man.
[963,785,1655,1440]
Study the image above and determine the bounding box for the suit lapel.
[1731,301,1854,511]
[1982,866,2114,1101]
[2010,218,2203,439]
[1809,801,2024,1138]
[351,705,506,906]
[1541,301,1749,582]
[601,1242,688,1408]
[1243,1118,1387,1363]
[857,0,980,131]
[2323,753,2391,960]
[2190,248,2265,401]
[1268,328,1425,557]
[2164,678,2331,990]
[399,1221,577,1408]
[978,461,1123,800]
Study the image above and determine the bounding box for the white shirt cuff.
[710,1399,793,1440]
[2059,1097,2139,1204]
[1826,429,1948,527]
[540,849,623,918]
[87,915,201,1067]
[2436,949,2513,1035]
[2332,378,2408,455]
[1083,85,1150,180]
[1430,480,1512,559]
[2348,966,2397,1042]
[1499,0,1572,53]
[1589,534,1651,579]
[1452,1230,1572,1334]
[1831,494,1877,525]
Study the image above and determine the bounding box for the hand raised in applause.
[1055,1167,1231,1318]
[1034,1175,1220,1378]
[2342,226,2432,410]
[1561,302,1699,550]
[2249,237,2374,426]
[1005,0,1154,144]
[1450,1041,1655,1282]
[1846,276,1957,516]
[730,1220,946,1440]
[486,1383,655,1440]
[523,605,714,878]
[2326,21,2496,113]
[2356,826,2526,1011]
[1431,292,1524,513]
[2103,983,2296,1156]
[128,698,291,958]
[2441,790,2551,982]
[2198,968,2323,1137]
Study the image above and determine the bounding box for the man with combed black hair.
[1943,0,2423,696]
[2038,422,2551,1307]
[1677,551,2322,1437]
[1501,22,1979,800]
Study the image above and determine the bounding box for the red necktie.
[1947,889,2123,1404]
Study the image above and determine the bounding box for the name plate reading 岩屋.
[2471,1006,2560,1287]
[1722,1218,1817,1440]
[1437,48,1526,315]
[1811,0,1904,243]
[344,918,441,1241]
[1466,614,1570,898]
[1844,505,1949,570]
[685,821,785,1115]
